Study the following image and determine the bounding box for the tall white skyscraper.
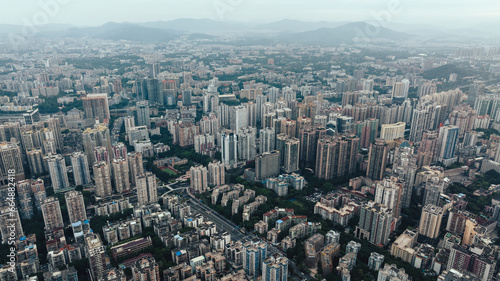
[136,101,151,128]
[41,197,64,231]
[112,158,130,193]
[230,105,248,134]
[238,127,257,161]
[82,124,112,165]
[268,87,280,103]
[437,125,460,164]
[262,255,289,281]
[221,130,238,168]
[47,154,70,191]
[259,128,275,154]
[208,161,225,187]
[93,162,112,197]
[71,152,91,186]
[243,240,268,279]
[136,172,157,205]
[374,177,403,220]
[245,101,257,127]
[418,204,444,241]
[392,79,410,99]
[112,142,128,159]
[86,233,107,281]
[281,137,300,173]
[127,152,143,186]
[190,165,208,193]
[65,190,87,224]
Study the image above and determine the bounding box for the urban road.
[185,192,314,281]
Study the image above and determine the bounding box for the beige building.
[65,191,87,224]
[419,204,444,239]
[94,162,112,197]
[41,197,64,231]
[82,93,110,123]
[391,229,418,263]
[112,158,130,192]
[380,122,406,142]
[208,161,225,187]
[190,165,208,193]
[136,172,158,205]
[127,151,143,186]
[462,219,478,246]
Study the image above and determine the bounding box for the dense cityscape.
[1,7,500,281]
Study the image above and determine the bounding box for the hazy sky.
[0,0,499,28]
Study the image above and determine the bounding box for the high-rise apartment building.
[131,256,160,281]
[392,142,418,208]
[315,135,359,180]
[0,207,24,243]
[230,105,248,134]
[194,134,215,157]
[190,165,208,194]
[355,201,393,246]
[208,161,225,187]
[446,209,472,236]
[380,122,405,142]
[199,113,220,135]
[82,124,112,165]
[375,177,403,220]
[418,204,444,242]
[262,254,289,281]
[221,130,238,168]
[278,136,300,173]
[94,161,112,197]
[259,128,275,154]
[392,79,410,99]
[17,180,34,220]
[255,151,281,180]
[299,127,327,165]
[112,142,128,159]
[85,233,107,281]
[26,148,45,176]
[417,130,439,167]
[280,119,296,138]
[71,152,91,186]
[136,101,151,128]
[136,172,158,205]
[366,139,389,181]
[243,240,268,279]
[82,93,110,122]
[0,141,24,184]
[437,125,460,164]
[423,177,445,207]
[354,118,379,148]
[112,158,130,193]
[41,197,64,231]
[447,244,496,281]
[182,89,192,106]
[377,264,409,281]
[368,252,384,271]
[47,154,70,191]
[237,127,257,161]
[127,152,143,186]
[65,190,87,224]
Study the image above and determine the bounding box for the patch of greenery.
[448,170,500,213]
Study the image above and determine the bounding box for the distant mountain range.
[65,22,179,42]
[253,19,348,33]
[138,18,250,33]
[0,18,496,44]
[275,22,411,45]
